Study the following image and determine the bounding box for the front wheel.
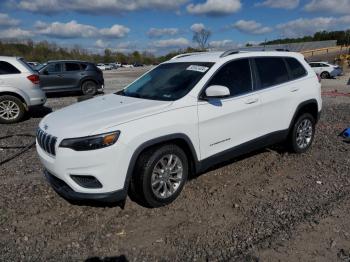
[131,144,188,208]
[0,95,26,124]
[288,113,316,153]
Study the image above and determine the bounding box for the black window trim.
[252,56,308,91]
[0,60,21,75]
[198,57,255,101]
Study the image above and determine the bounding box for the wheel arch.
[123,134,199,192]
[0,91,28,108]
[289,99,319,131]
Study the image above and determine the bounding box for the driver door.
[40,63,65,92]
[197,58,262,160]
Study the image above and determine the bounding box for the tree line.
[264,29,350,46]
[0,29,348,65]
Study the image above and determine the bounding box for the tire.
[0,95,26,124]
[288,113,316,154]
[320,71,330,79]
[130,144,188,208]
[81,80,97,95]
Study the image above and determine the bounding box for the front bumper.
[44,170,127,203]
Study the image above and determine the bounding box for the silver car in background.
[0,56,46,124]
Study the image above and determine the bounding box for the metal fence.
[262,40,337,52]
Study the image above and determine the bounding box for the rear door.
[253,57,302,135]
[61,62,83,90]
[197,58,262,160]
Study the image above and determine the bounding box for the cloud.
[209,40,237,49]
[0,28,32,39]
[232,20,272,34]
[190,23,206,33]
[11,0,189,14]
[304,0,350,14]
[147,28,179,38]
[0,13,20,27]
[255,0,299,9]
[187,0,242,16]
[277,16,350,37]
[99,24,130,38]
[152,37,190,48]
[94,39,109,49]
[35,20,129,39]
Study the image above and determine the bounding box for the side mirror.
[204,85,230,99]
[42,69,49,75]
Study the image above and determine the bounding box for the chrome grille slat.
[36,128,57,156]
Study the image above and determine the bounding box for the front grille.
[36,128,57,156]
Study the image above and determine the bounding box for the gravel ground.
[0,67,349,261]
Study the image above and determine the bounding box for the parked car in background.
[97,63,106,71]
[27,61,42,69]
[122,64,134,68]
[133,63,144,67]
[104,64,113,70]
[309,61,343,79]
[36,50,322,207]
[0,56,46,123]
[38,60,104,95]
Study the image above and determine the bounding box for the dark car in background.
[38,60,104,95]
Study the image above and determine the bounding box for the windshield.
[117,62,214,101]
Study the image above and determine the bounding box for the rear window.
[80,63,88,70]
[0,61,21,75]
[65,63,81,71]
[285,58,307,79]
[254,57,289,89]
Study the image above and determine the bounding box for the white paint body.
[0,56,47,107]
[37,51,322,195]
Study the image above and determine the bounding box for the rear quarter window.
[285,57,307,80]
[0,61,21,75]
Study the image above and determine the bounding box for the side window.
[255,57,289,89]
[65,63,81,72]
[47,63,62,73]
[80,63,88,70]
[0,61,21,75]
[321,63,329,67]
[208,59,252,97]
[285,58,307,80]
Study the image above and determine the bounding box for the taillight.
[316,73,321,83]
[27,74,40,85]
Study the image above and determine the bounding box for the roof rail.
[171,52,205,60]
[220,47,290,58]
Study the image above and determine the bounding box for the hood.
[40,94,172,138]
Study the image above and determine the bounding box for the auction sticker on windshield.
[186,65,209,73]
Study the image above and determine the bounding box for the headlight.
[59,131,120,151]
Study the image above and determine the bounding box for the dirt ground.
[0,66,349,261]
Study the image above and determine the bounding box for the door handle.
[57,74,63,77]
[245,98,259,104]
[290,87,299,92]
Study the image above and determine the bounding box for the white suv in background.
[0,56,46,124]
[36,50,322,208]
[309,61,343,79]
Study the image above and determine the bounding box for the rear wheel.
[320,71,330,79]
[130,144,188,207]
[0,95,25,124]
[288,113,315,153]
[81,81,97,95]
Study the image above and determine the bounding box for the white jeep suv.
[36,50,322,207]
[0,56,46,123]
